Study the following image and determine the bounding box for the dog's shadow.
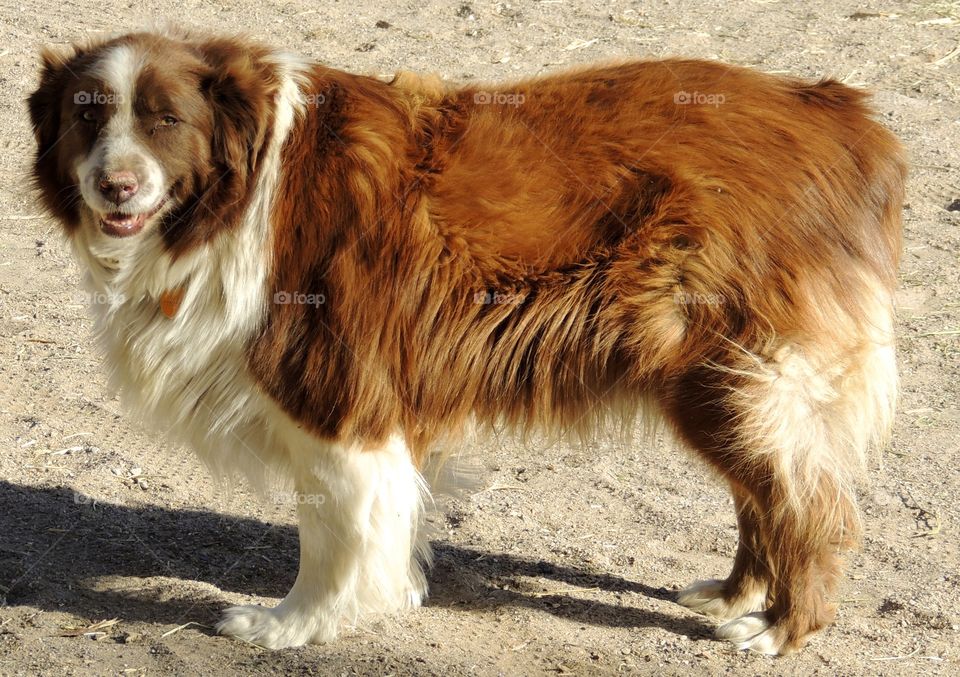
[0,480,710,641]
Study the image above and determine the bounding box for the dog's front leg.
[217,434,429,649]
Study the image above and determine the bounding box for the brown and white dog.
[29,29,905,654]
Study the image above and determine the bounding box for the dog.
[28,29,905,654]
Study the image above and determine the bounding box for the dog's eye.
[159,115,179,127]
[80,110,98,123]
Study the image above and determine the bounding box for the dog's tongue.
[100,212,146,237]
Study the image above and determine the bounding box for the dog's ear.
[28,44,81,229]
[198,42,275,190]
[162,40,276,253]
[28,45,78,150]
[161,40,276,252]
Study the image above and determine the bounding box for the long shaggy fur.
[29,28,906,654]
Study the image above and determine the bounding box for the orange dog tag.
[159,287,185,319]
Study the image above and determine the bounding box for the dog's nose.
[98,171,139,204]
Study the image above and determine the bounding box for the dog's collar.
[159,287,186,319]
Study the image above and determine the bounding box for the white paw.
[216,603,333,649]
[716,612,781,655]
[677,579,730,617]
[677,579,766,621]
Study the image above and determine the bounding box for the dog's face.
[29,32,277,253]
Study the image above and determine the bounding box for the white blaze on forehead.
[91,43,142,114]
[75,41,166,220]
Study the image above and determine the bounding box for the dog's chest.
[88,260,270,449]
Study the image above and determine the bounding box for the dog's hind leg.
[712,463,857,655]
[677,484,770,620]
[666,317,895,653]
[216,431,429,649]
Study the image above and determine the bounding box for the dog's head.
[28,31,278,255]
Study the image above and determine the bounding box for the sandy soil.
[1,1,959,675]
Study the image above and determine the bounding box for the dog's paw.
[677,579,732,618]
[216,604,292,649]
[677,579,766,621]
[216,603,334,649]
[716,612,785,655]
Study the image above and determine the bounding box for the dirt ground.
[0,0,958,675]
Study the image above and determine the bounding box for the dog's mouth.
[99,197,168,238]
